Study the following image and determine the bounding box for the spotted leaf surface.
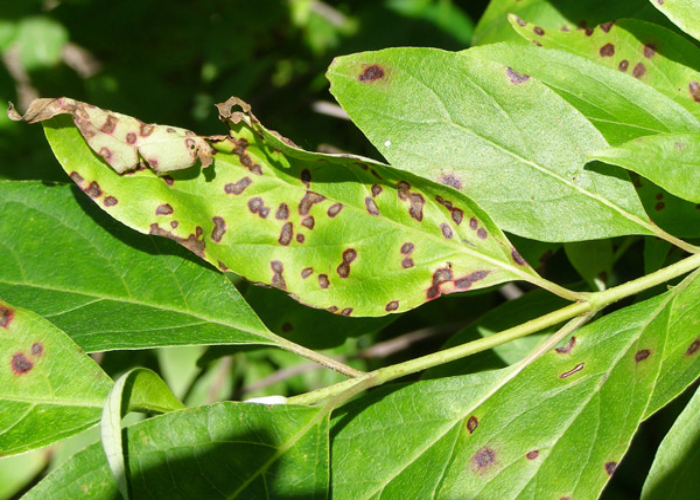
[592,133,700,203]
[510,17,700,120]
[328,48,655,242]
[8,97,213,174]
[651,0,700,41]
[23,402,329,500]
[0,181,274,351]
[637,178,700,238]
[41,100,544,318]
[332,270,700,500]
[0,298,112,456]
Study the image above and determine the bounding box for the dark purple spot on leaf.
[31,342,43,357]
[526,450,539,460]
[340,308,353,317]
[301,169,311,188]
[211,216,226,243]
[296,234,305,243]
[600,21,614,33]
[454,271,491,290]
[365,197,380,216]
[162,175,174,186]
[385,301,399,312]
[401,242,414,255]
[0,307,14,329]
[686,339,699,356]
[401,258,414,269]
[440,223,453,239]
[514,15,527,27]
[103,196,118,207]
[512,249,526,266]
[477,228,488,240]
[427,268,454,299]
[438,174,462,190]
[100,115,117,134]
[140,123,154,137]
[644,44,656,58]
[328,203,343,218]
[655,201,665,211]
[276,203,289,220]
[156,204,174,216]
[585,27,594,36]
[635,349,651,362]
[149,223,205,258]
[279,222,293,246]
[599,43,615,57]
[170,220,179,229]
[472,448,496,471]
[301,267,314,279]
[618,60,629,72]
[327,306,338,313]
[451,208,463,225]
[656,193,664,200]
[126,132,137,144]
[690,82,700,102]
[633,63,647,78]
[469,217,478,230]
[271,260,286,289]
[467,416,478,434]
[371,184,383,197]
[70,171,84,184]
[299,191,326,216]
[11,353,33,375]
[85,182,101,198]
[533,26,545,36]
[358,65,384,82]
[281,322,293,333]
[224,177,252,195]
[507,67,530,83]
[318,274,330,289]
[408,194,424,221]
[436,196,452,209]
[605,462,618,476]
[559,362,585,379]
[556,336,576,354]
[302,216,315,230]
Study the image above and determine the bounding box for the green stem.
[276,337,364,378]
[288,251,700,406]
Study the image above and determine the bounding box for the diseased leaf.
[509,17,700,119]
[650,0,700,41]
[328,48,659,243]
[332,270,700,500]
[637,178,700,238]
[0,181,275,352]
[0,298,112,456]
[35,97,559,318]
[23,402,329,500]
[592,133,700,203]
[642,384,700,499]
[473,42,700,145]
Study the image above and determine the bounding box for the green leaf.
[0,298,112,456]
[23,402,329,500]
[509,17,700,119]
[642,384,700,499]
[0,181,275,351]
[328,47,658,242]
[0,449,49,498]
[15,17,68,71]
[331,270,700,499]
[473,42,700,145]
[564,240,613,290]
[592,133,700,203]
[637,177,700,238]
[101,368,184,500]
[34,98,557,317]
[650,0,700,41]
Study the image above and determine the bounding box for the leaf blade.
[650,0,700,41]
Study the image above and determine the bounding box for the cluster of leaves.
[2,0,700,499]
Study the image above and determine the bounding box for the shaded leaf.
[637,176,700,238]
[15,17,68,71]
[0,298,112,456]
[24,402,329,500]
[0,181,275,352]
[592,132,700,203]
[331,270,700,499]
[328,47,658,242]
[37,98,554,317]
[641,384,700,499]
[650,0,700,41]
[564,240,613,290]
[0,448,48,498]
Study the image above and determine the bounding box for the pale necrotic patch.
[318,274,330,289]
[299,191,326,216]
[279,222,294,246]
[328,203,344,218]
[271,260,286,289]
[302,216,315,230]
[211,216,226,243]
[103,196,118,207]
[156,204,174,216]
[301,267,314,279]
[276,203,290,220]
[31,342,43,357]
[365,197,380,216]
[385,300,399,312]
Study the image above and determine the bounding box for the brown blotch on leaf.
[100,114,117,134]
[469,217,478,230]
[318,274,330,289]
[301,267,314,279]
[644,44,656,58]
[271,260,286,289]
[161,175,174,187]
[685,339,700,356]
[365,196,380,216]
[506,67,531,84]
[328,203,343,218]
[555,336,576,354]
[299,191,326,216]
[585,27,594,36]
[301,169,312,188]
[140,122,154,137]
[533,26,545,36]
[302,216,315,230]
[337,248,357,278]
[436,196,453,209]
[279,222,294,246]
[31,342,43,357]
[427,268,454,300]
[327,306,339,313]
[599,43,615,57]
[635,349,651,362]
[170,220,179,229]
[600,21,614,33]
[455,270,491,290]
[224,177,252,195]
[103,196,118,207]
[84,181,102,199]
[231,137,263,175]
[397,181,411,201]
[466,416,478,434]
[11,353,33,375]
[276,203,290,220]
[195,226,203,238]
[690,81,700,103]
[149,223,205,259]
[340,308,353,317]
[408,193,425,221]
[438,173,463,190]
[559,362,585,379]
[605,462,618,477]
[633,63,647,79]
[401,242,414,255]
[401,257,414,269]
[0,307,14,329]
[655,201,666,211]
[656,193,664,200]
[385,301,399,312]
[618,60,629,72]
[296,234,305,243]
[472,447,496,472]
[211,216,226,243]
[477,228,488,240]
[526,450,539,460]
[281,322,293,333]
[156,204,174,216]
[358,65,385,82]
[126,132,137,144]
[70,171,84,184]
[248,197,269,218]
[440,223,454,239]
[451,208,464,225]
[512,249,526,266]
[514,15,527,27]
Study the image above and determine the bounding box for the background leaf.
[0,298,112,456]
[564,240,613,291]
[0,181,275,352]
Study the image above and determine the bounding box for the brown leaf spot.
[559,362,585,379]
[156,204,174,216]
[149,223,205,259]
[408,193,425,221]
[31,342,43,357]
[466,416,478,434]
[248,197,269,218]
[211,216,226,243]
[299,191,326,216]
[585,27,594,36]
[690,81,700,103]
[635,349,651,362]
[337,262,350,278]
[343,248,358,263]
[365,196,380,216]
[455,270,491,290]
[70,171,84,184]
[599,43,615,57]
[11,353,33,375]
[103,196,118,207]
[685,339,699,356]
[281,322,293,333]
[371,184,383,197]
[84,181,101,199]
[533,26,545,36]
[385,301,399,312]
[451,208,463,225]
[276,203,290,220]
[0,307,14,329]
[605,462,618,477]
[401,242,414,255]
[512,249,526,266]
[477,228,488,240]
[644,44,656,58]
[224,177,252,195]
[162,175,174,186]
[472,448,496,472]
[506,67,530,84]
[397,181,411,201]
[328,203,343,218]
[526,450,539,460]
[126,132,137,144]
[401,257,414,269]
[358,65,385,82]
[555,336,576,354]
[271,260,286,289]
[427,268,454,299]
[633,63,647,79]
[301,267,314,279]
[100,115,117,134]
[513,15,527,27]
[301,169,311,188]
[437,173,463,190]
[600,21,614,33]
[469,217,478,230]
[140,123,154,137]
[327,306,338,313]
[279,222,294,246]
[618,60,629,72]
[318,274,330,289]
[170,220,179,229]
[655,201,665,211]
[656,193,664,200]
[440,223,453,239]
[436,195,452,209]
[340,308,353,317]
[301,216,315,230]
[195,226,203,238]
